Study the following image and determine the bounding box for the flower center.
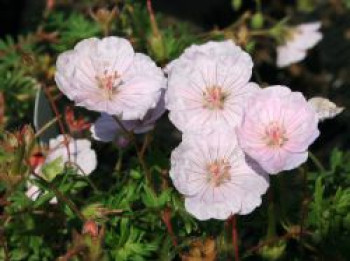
[206,159,231,187]
[202,86,227,110]
[96,70,122,100]
[264,122,288,147]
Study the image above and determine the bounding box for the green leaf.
[330,148,342,172]
[141,185,158,208]
[314,177,325,216]
[41,157,64,181]
[245,41,256,53]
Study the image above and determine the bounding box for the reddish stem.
[161,208,177,246]
[230,215,240,261]
[146,0,160,37]
[42,85,71,162]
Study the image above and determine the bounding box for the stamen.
[207,159,231,187]
[264,122,288,147]
[203,86,227,110]
[96,71,122,100]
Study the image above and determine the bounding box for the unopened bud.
[90,7,118,35]
[22,125,35,148]
[251,13,264,29]
[259,240,286,261]
[147,34,166,63]
[232,0,242,10]
[116,135,130,148]
[82,220,99,238]
[29,152,45,170]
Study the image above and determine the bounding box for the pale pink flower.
[277,22,322,67]
[26,135,97,203]
[46,135,97,175]
[165,40,243,75]
[170,131,269,220]
[55,37,165,119]
[91,92,165,143]
[166,40,259,133]
[237,86,320,174]
[308,97,344,121]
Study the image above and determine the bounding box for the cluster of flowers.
[30,32,343,219]
[165,40,325,220]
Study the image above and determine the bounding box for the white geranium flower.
[166,40,259,133]
[170,131,269,220]
[26,135,97,203]
[55,37,166,119]
[308,97,344,121]
[46,135,97,175]
[165,40,243,74]
[277,22,323,68]
[237,86,320,174]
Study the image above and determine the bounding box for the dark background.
[0,0,295,36]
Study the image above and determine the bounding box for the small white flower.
[170,131,269,220]
[308,97,344,121]
[26,135,97,203]
[166,40,258,133]
[55,37,166,119]
[277,22,322,68]
[46,135,97,175]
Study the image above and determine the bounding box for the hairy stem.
[229,215,240,261]
[31,172,85,222]
[43,85,71,163]
[112,116,151,185]
[308,151,326,173]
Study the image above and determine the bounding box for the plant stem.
[34,116,59,138]
[299,166,308,258]
[140,131,152,158]
[70,162,100,193]
[255,0,262,12]
[161,208,177,247]
[115,147,123,174]
[308,151,326,173]
[31,172,85,222]
[246,230,311,255]
[112,116,151,185]
[43,84,71,163]
[249,29,271,36]
[230,215,240,261]
[267,189,277,239]
[146,0,160,37]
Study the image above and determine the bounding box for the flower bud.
[90,7,118,35]
[147,34,166,63]
[251,13,264,29]
[232,0,242,10]
[82,220,99,238]
[116,135,130,148]
[259,240,286,260]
